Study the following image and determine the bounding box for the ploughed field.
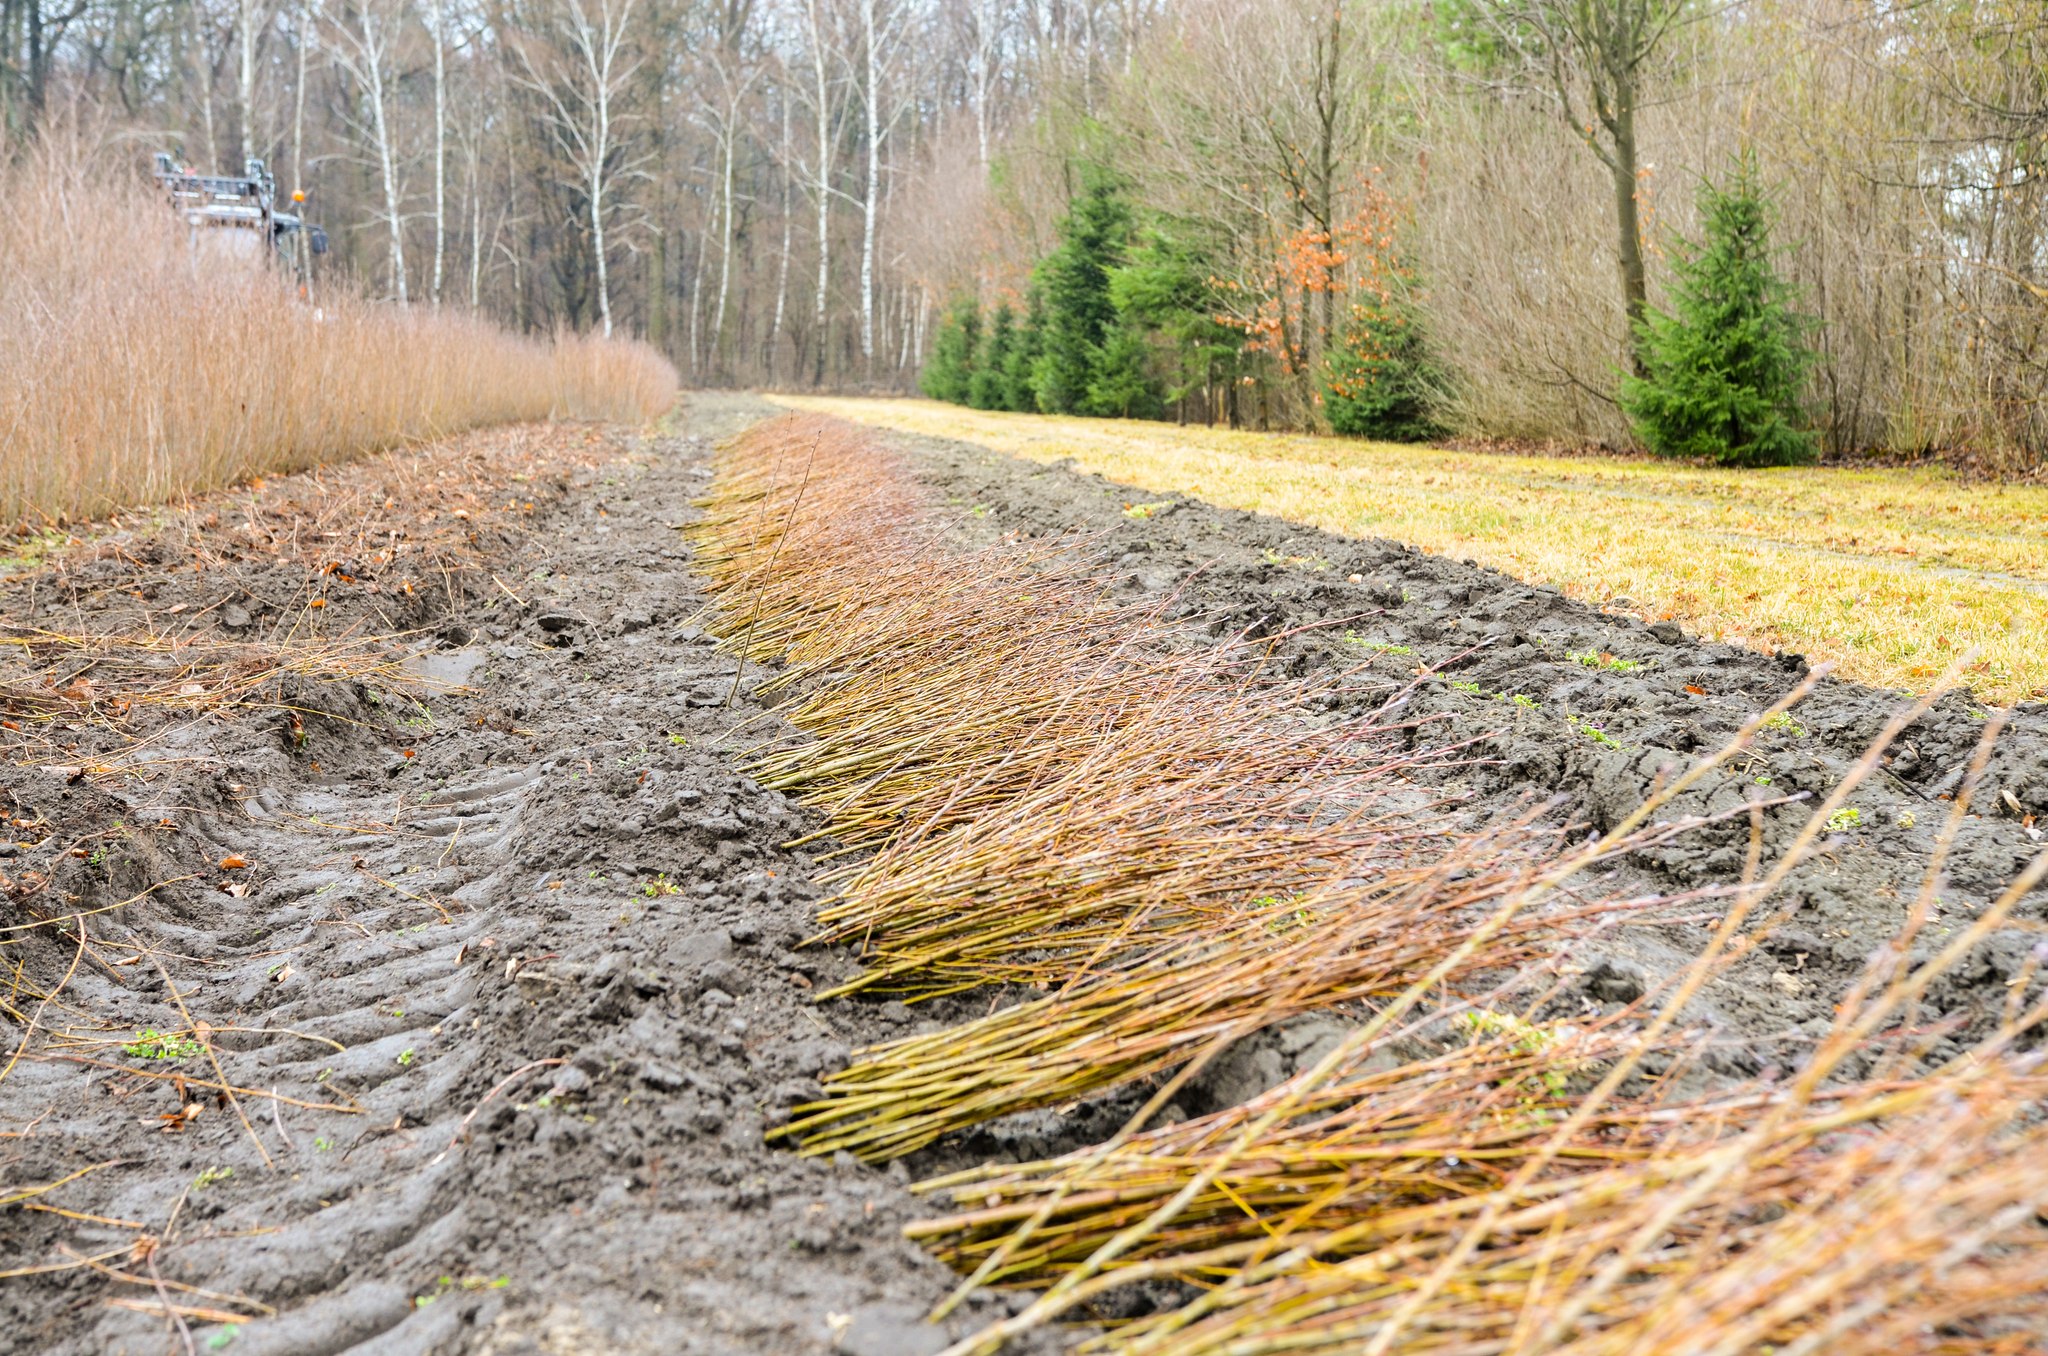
[3,391,2046,1355]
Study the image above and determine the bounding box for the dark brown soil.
[0,406,1054,1356]
[3,391,2043,1356]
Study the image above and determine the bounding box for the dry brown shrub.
[0,131,676,526]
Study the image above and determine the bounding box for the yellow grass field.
[769,395,2048,705]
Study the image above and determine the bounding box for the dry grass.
[0,135,676,527]
[768,395,2048,705]
[696,413,2048,1356]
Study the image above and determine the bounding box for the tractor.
[152,152,328,281]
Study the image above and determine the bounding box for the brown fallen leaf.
[220,855,249,869]
[157,1104,203,1133]
[1684,684,1707,695]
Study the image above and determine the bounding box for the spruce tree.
[1032,172,1132,414]
[1001,290,1045,412]
[1621,156,1816,466]
[1109,226,1242,421]
[968,302,1015,410]
[1321,287,1444,442]
[1084,324,1162,418]
[919,297,981,405]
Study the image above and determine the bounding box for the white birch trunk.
[363,16,407,304]
[429,0,446,305]
[859,0,879,376]
[712,115,735,366]
[769,95,792,379]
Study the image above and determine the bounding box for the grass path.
[767,395,2048,704]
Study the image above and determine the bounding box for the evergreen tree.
[1621,157,1817,466]
[1110,225,1244,421]
[968,302,1015,410]
[1032,171,1133,414]
[1084,324,1163,418]
[919,297,981,405]
[1001,290,1045,412]
[1321,286,1445,442]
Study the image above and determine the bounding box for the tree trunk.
[237,0,260,164]
[649,226,667,351]
[470,149,485,309]
[365,25,408,305]
[688,229,704,373]
[430,0,447,305]
[1609,69,1647,376]
[712,118,735,370]
[1314,1,1340,358]
[291,3,308,193]
[859,0,879,380]
[770,97,792,380]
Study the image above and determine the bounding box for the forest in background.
[3,0,2043,467]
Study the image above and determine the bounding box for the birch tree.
[791,0,844,384]
[236,0,277,164]
[427,0,447,302]
[857,0,906,376]
[326,0,410,303]
[513,0,643,336]
[694,52,759,374]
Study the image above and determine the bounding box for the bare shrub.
[0,134,676,526]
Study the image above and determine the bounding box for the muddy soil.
[734,392,2048,1074]
[6,391,2046,1356]
[0,410,1055,1356]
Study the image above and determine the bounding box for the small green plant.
[206,1326,239,1350]
[1567,650,1642,673]
[1122,501,1173,520]
[1263,549,1330,571]
[419,1275,512,1302]
[968,503,992,518]
[124,1029,204,1060]
[1762,711,1807,739]
[1493,691,1540,709]
[1248,891,1318,933]
[667,733,688,746]
[1825,806,1863,833]
[1453,1010,1574,1111]
[194,1166,233,1190]
[1448,680,1482,694]
[1896,810,1917,829]
[314,1136,334,1152]
[1754,774,1774,786]
[1573,717,1622,749]
[397,1048,415,1067]
[641,875,683,898]
[1343,632,1412,656]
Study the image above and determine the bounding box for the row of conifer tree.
[921,156,1818,466]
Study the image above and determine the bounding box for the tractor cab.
[153,152,328,276]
